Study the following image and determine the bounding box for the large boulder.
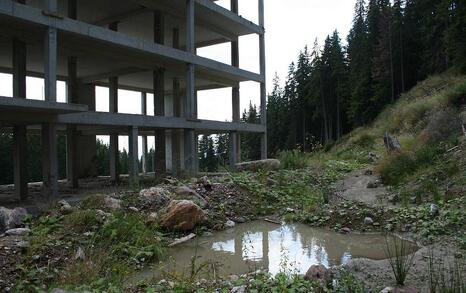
[139,187,170,207]
[235,159,281,172]
[103,196,122,211]
[160,200,206,232]
[0,207,29,233]
[304,264,330,284]
[174,186,207,208]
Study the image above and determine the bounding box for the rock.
[146,212,158,224]
[384,133,401,152]
[139,187,170,207]
[163,177,178,185]
[160,200,206,231]
[367,180,381,189]
[230,286,246,293]
[367,152,378,162]
[174,186,208,208]
[364,169,373,176]
[304,264,330,283]
[286,207,295,213]
[197,176,212,191]
[380,287,419,293]
[74,247,85,261]
[5,228,31,236]
[388,194,399,203]
[364,217,374,225]
[340,227,351,234]
[129,207,139,212]
[58,200,73,214]
[16,240,30,249]
[0,207,29,232]
[235,159,281,172]
[95,209,110,222]
[225,220,236,228]
[429,204,439,216]
[103,196,122,211]
[232,216,247,223]
[229,274,239,282]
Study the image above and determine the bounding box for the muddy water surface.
[140,220,418,279]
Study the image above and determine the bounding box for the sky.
[0,0,355,152]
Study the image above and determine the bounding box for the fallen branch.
[264,218,281,225]
[168,233,196,247]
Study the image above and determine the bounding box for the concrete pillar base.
[109,133,119,184]
[13,125,28,200]
[128,126,139,189]
[41,123,58,199]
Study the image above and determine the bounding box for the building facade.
[0,0,267,199]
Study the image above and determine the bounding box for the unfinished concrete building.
[0,0,267,200]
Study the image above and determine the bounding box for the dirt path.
[332,168,391,206]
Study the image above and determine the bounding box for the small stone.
[304,264,330,283]
[5,228,31,236]
[203,231,213,237]
[286,208,295,213]
[16,240,29,249]
[229,274,239,281]
[364,169,373,176]
[367,180,381,189]
[197,176,212,191]
[340,227,351,234]
[429,204,439,216]
[74,247,85,261]
[129,207,139,212]
[232,216,247,223]
[225,220,236,228]
[139,187,170,206]
[364,217,374,225]
[58,200,73,214]
[32,255,40,261]
[103,196,122,211]
[230,285,246,293]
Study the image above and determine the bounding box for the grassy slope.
[12,74,466,292]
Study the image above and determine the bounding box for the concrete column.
[154,69,166,176]
[66,56,79,188]
[183,0,197,175]
[109,76,119,183]
[171,78,181,176]
[128,126,139,188]
[141,92,148,174]
[42,4,59,198]
[154,11,166,176]
[229,0,241,168]
[259,0,267,159]
[12,36,28,200]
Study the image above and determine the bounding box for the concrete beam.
[128,126,139,188]
[0,2,264,84]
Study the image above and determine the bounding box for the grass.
[428,247,466,293]
[384,234,416,286]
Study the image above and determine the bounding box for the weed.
[428,247,466,293]
[384,234,416,286]
[63,209,100,233]
[279,149,309,169]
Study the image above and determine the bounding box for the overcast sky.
[0,0,355,151]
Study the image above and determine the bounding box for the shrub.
[420,108,461,144]
[279,150,308,169]
[384,234,416,286]
[63,210,100,233]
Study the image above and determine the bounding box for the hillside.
[2,74,465,293]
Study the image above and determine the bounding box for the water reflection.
[147,221,418,277]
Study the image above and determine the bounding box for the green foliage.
[63,210,100,233]
[96,212,164,264]
[428,248,466,293]
[279,150,309,170]
[378,145,443,185]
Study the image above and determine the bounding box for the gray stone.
[103,196,122,210]
[384,133,401,152]
[364,217,374,225]
[139,187,170,206]
[58,200,73,214]
[225,220,236,228]
[232,216,247,223]
[340,227,351,234]
[5,228,31,236]
[74,247,85,261]
[16,240,30,249]
[235,159,281,172]
[174,186,208,208]
[367,180,381,189]
[230,286,246,293]
[129,206,139,212]
[430,204,439,216]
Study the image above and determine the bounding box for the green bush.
[63,210,100,233]
[378,145,443,185]
[279,149,308,169]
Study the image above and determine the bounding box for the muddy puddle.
[137,220,418,280]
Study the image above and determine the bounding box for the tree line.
[267,0,466,156]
